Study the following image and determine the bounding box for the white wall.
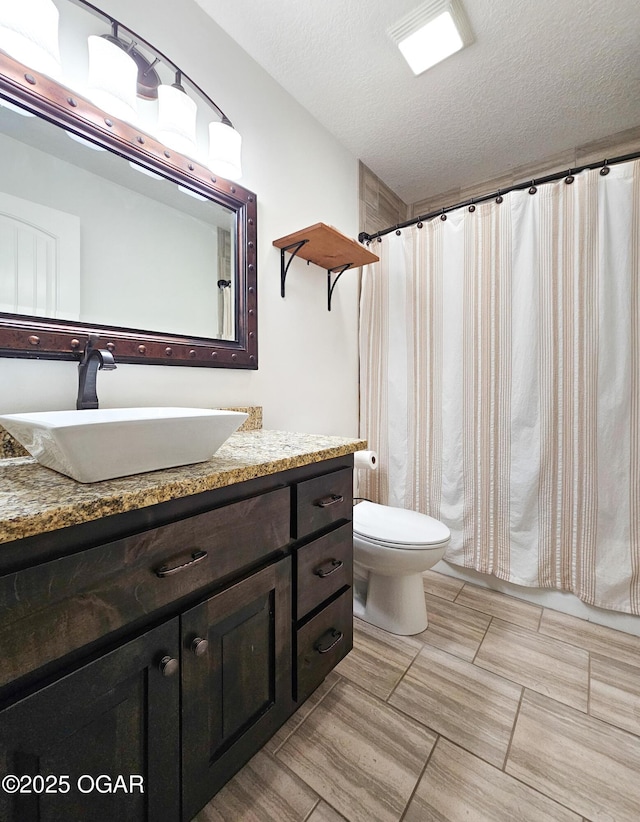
[0,0,360,436]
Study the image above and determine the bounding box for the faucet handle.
[98,349,117,370]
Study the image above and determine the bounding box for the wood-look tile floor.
[193,571,640,822]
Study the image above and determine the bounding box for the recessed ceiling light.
[388,0,474,76]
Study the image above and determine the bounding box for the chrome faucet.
[76,335,117,410]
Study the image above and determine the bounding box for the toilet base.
[354,571,428,636]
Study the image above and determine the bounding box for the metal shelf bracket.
[280,239,309,298]
[327,263,352,311]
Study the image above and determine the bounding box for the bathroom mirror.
[0,52,258,368]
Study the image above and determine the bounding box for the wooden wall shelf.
[273,223,379,311]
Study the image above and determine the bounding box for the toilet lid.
[353,501,450,548]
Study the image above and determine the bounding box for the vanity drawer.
[295,522,353,620]
[293,467,352,539]
[0,486,290,688]
[296,587,353,703]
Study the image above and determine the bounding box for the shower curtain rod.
[358,149,640,243]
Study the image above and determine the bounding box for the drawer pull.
[314,629,344,655]
[315,494,344,508]
[314,558,344,578]
[155,550,208,578]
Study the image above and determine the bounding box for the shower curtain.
[359,159,640,614]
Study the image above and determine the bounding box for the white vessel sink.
[0,407,248,483]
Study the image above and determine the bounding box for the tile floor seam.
[470,613,495,664]
[302,797,322,822]
[390,645,424,696]
[425,730,597,822]
[452,582,466,602]
[538,609,640,659]
[470,658,588,714]
[453,592,543,630]
[273,674,343,754]
[305,798,350,822]
[571,680,640,740]
[426,589,458,604]
[381,644,424,704]
[265,747,323,810]
[493,720,595,821]
[587,652,592,717]
[502,685,525,771]
[396,733,441,822]
[472,618,591,713]
[338,674,440,738]
[383,692,454,743]
[506,688,640,821]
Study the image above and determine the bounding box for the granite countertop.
[0,430,366,545]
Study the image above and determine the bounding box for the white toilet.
[352,500,451,635]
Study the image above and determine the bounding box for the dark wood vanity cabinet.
[181,558,292,821]
[0,619,181,822]
[0,455,354,821]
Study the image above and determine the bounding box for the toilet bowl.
[352,500,451,635]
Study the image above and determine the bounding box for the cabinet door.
[0,619,180,822]
[181,557,291,821]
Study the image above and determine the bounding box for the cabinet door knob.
[159,655,179,677]
[191,637,209,657]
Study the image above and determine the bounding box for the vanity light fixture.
[0,0,243,183]
[99,21,161,100]
[157,72,198,156]
[0,0,62,80]
[208,117,242,180]
[388,0,474,76]
[87,33,138,123]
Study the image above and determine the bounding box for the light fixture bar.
[74,2,234,128]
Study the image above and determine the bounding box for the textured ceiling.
[195,0,640,205]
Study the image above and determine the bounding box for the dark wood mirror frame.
[0,52,258,369]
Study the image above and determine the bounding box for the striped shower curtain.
[359,159,640,614]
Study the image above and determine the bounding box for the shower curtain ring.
[440,208,447,221]
[528,180,537,194]
[395,225,401,235]
[600,159,610,176]
[565,169,574,184]
[468,199,476,212]
[496,190,503,204]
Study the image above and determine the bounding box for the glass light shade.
[208,121,242,180]
[0,0,62,80]
[157,84,198,156]
[87,35,138,123]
